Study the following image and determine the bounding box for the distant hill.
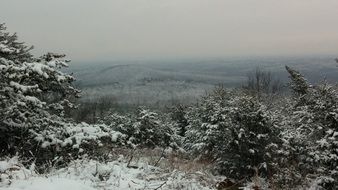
[67,56,338,106]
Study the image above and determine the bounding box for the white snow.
[33,122,126,150]
[9,82,38,93]
[24,96,43,105]
[5,178,95,190]
[0,158,216,190]
[0,161,10,173]
[25,63,49,78]
[0,44,16,53]
[62,123,125,148]
[0,157,19,173]
[317,138,328,148]
[333,131,338,137]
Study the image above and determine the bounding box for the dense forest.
[1,23,338,189]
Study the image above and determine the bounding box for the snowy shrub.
[101,109,179,149]
[170,104,189,137]
[28,122,127,167]
[217,95,280,179]
[276,66,338,188]
[292,84,338,188]
[184,87,233,157]
[100,113,135,142]
[185,87,280,179]
[33,122,126,149]
[131,108,175,148]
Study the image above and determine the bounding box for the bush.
[273,66,338,188]
[185,87,280,179]
[101,108,179,149]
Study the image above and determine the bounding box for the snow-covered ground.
[5,178,95,190]
[0,157,219,190]
[0,156,323,190]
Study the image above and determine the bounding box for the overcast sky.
[1,0,338,61]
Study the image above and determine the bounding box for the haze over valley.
[70,56,338,106]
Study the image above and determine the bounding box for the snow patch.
[6,178,95,190]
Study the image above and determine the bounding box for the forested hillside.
[70,56,338,107]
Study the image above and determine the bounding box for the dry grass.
[108,147,216,173]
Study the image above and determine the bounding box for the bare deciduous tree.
[243,67,283,98]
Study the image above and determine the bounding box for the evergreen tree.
[170,104,189,137]
[132,108,173,148]
[218,96,279,179]
[0,23,33,63]
[0,24,79,156]
[184,87,233,157]
[185,87,279,179]
[285,65,310,96]
[283,66,338,188]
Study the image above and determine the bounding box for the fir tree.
[0,24,80,156]
[0,23,33,63]
[132,108,173,148]
[285,65,310,96]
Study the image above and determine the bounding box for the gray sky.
[1,0,338,61]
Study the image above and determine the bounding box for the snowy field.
[4,156,321,190]
[0,156,227,190]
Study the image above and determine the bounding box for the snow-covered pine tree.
[131,108,173,148]
[101,113,134,135]
[293,83,338,188]
[307,83,338,188]
[185,87,279,179]
[217,95,279,179]
[0,23,33,63]
[282,66,338,188]
[99,112,137,147]
[0,24,80,157]
[285,65,310,96]
[170,104,189,137]
[184,87,233,158]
